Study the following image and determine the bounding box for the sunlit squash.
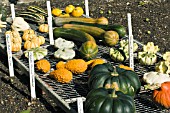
[39,24,49,33]
[153,82,170,108]
[88,63,141,96]
[24,38,40,50]
[85,88,136,113]
[79,41,98,60]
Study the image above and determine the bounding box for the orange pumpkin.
[39,24,49,33]
[71,7,84,17]
[153,82,170,108]
[22,29,36,41]
[5,30,22,43]
[24,38,40,50]
[37,36,45,45]
[23,29,35,34]
[11,40,22,52]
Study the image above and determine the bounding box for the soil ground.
[0,0,169,113]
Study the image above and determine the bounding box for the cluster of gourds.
[2,4,170,112]
[52,5,84,17]
[35,58,106,83]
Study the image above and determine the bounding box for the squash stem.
[111,66,119,76]
[111,89,117,98]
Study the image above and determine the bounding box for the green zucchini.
[63,24,105,40]
[69,21,126,37]
[19,12,45,24]
[27,6,47,17]
[53,28,96,43]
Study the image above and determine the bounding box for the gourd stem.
[111,89,117,98]
[111,66,119,76]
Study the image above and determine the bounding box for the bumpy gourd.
[56,61,65,69]
[50,68,73,83]
[65,59,88,74]
[36,59,51,73]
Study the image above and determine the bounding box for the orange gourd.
[36,59,51,73]
[37,36,45,45]
[153,82,170,108]
[5,30,22,43]
[11,40,22,52]
[22,29,36,41]
[39,24,49,33]
[50,68,73,83]
[24,38,40,50]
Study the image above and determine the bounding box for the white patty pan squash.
[143,71,170,90]
[54,37,74,49]
[24,47,48,61]
[138,52,157,65]
[54,48,75,60]
[143,42,159,54]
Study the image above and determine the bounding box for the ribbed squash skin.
[53,28,96,43]
[79,41,98,60]
[103,30,119,46]
[88,63,141,96]
[85,88,136,113]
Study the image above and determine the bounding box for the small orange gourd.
[37,36,45,45]
[22,29,36,41]
[5,30,22,43]
[39,24,49,33]
[24,38,40,50]
[36,59,51,73]
[56,61,65,69]
[11,40,22,52]
[65,59,88,74]
[50,68,73,83]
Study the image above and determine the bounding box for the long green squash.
[63,24,119,46]
[53,28,96,43]
[69,21,126,37]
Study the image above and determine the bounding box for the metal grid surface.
[0,26,169,113]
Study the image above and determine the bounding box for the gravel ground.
[0,0,170,113]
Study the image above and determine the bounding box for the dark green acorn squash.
[85,88,136,113]
[88,63,141,96]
